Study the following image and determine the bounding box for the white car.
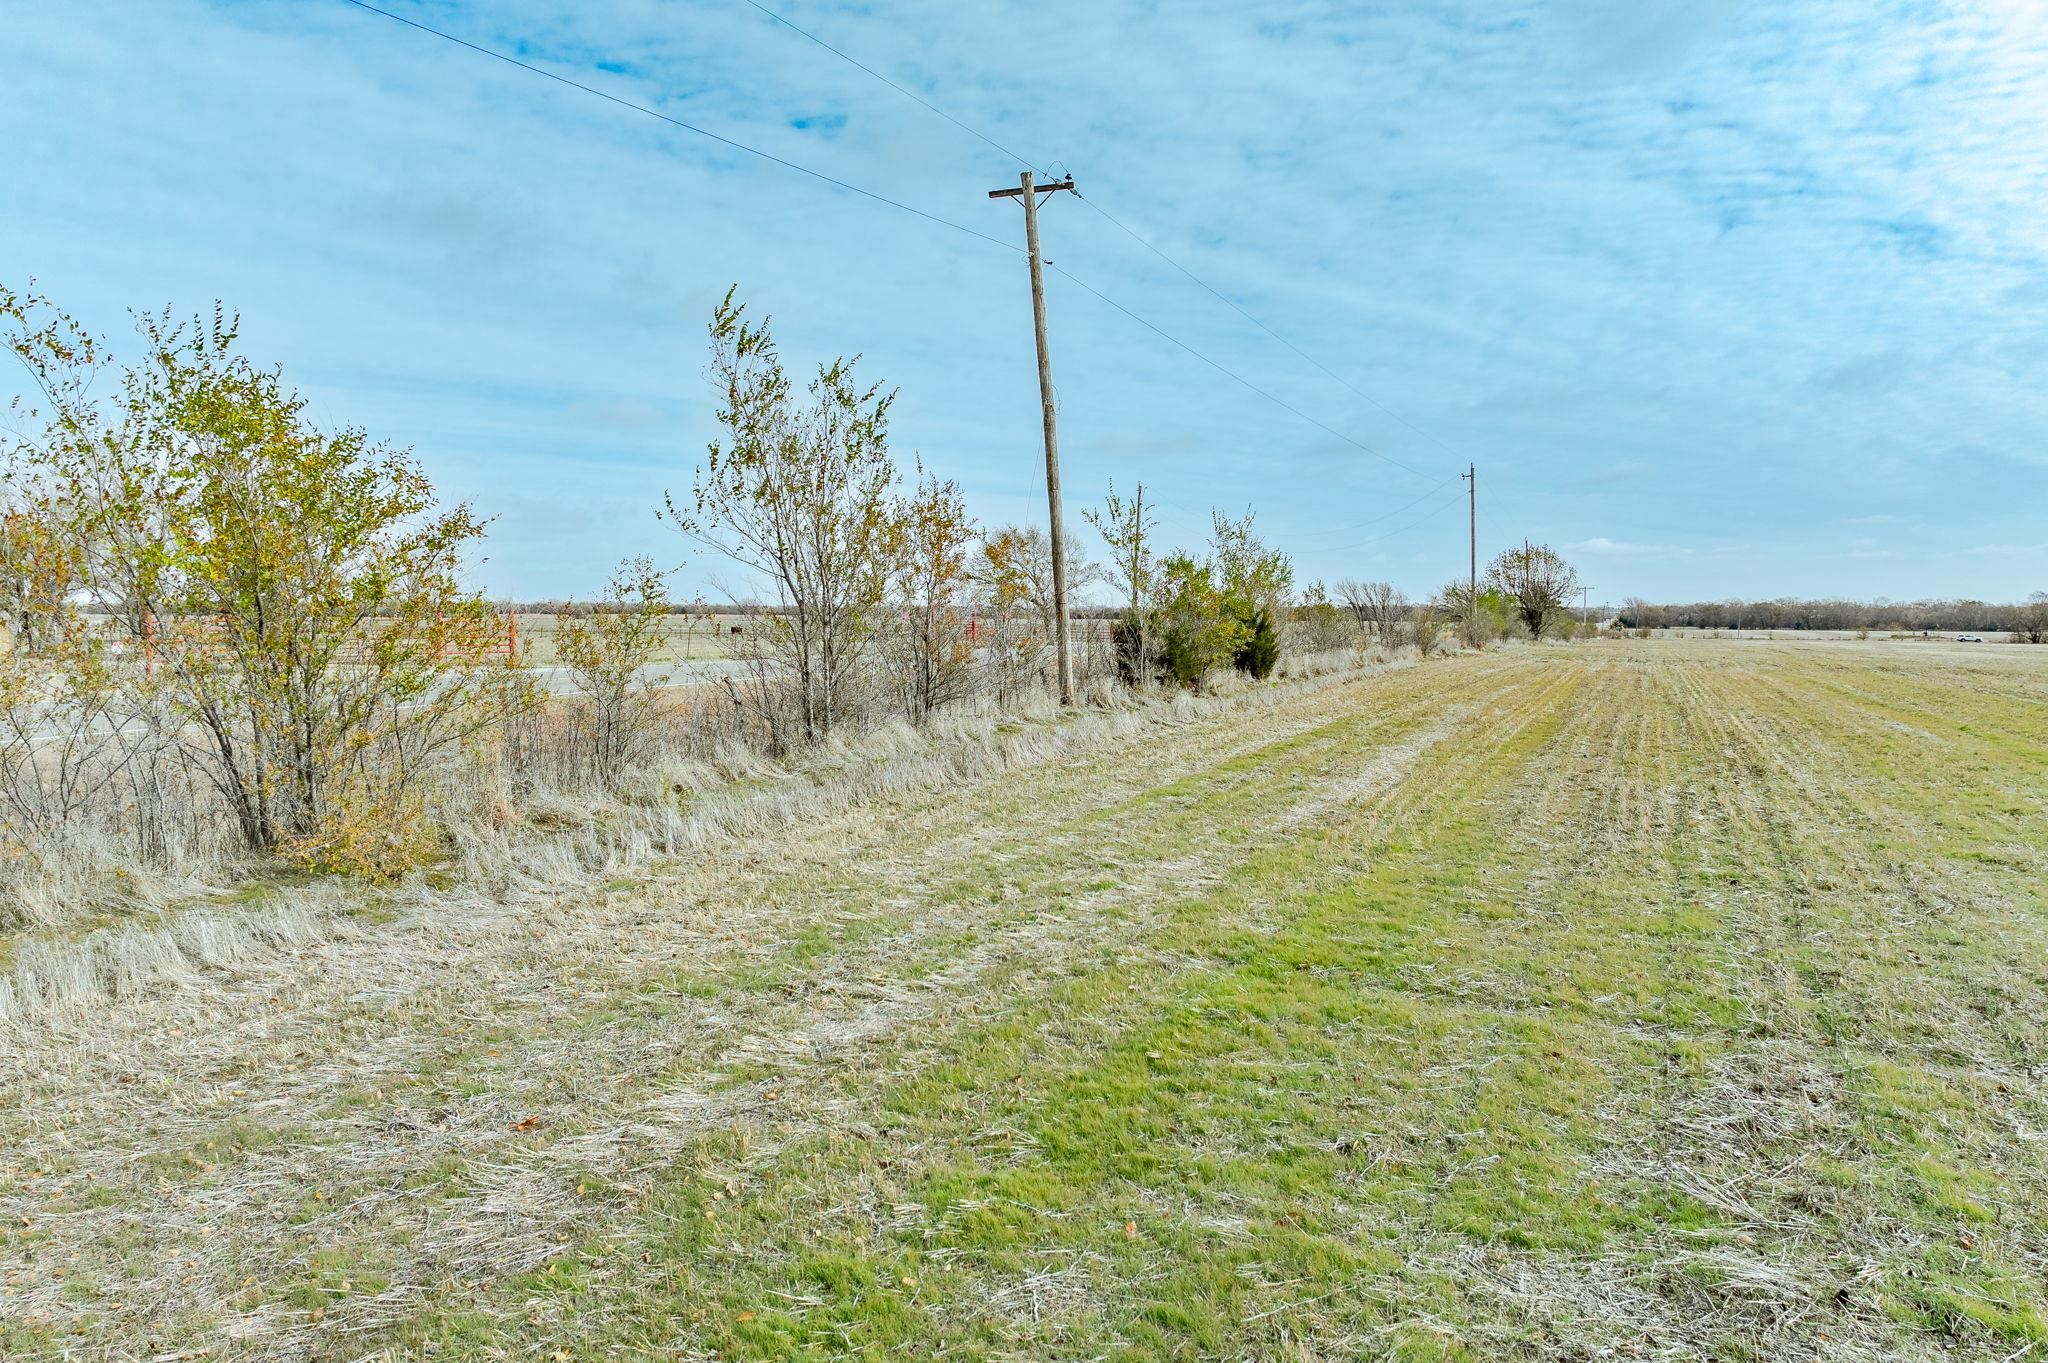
[1956,634,1983,643]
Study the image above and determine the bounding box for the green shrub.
[1233,603,1279,679]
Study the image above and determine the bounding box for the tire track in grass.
[5,669,1421,1350]
[0,659,1525,1354]
[357,653,1586,1358]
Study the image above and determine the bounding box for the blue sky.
[5,0,2045,603]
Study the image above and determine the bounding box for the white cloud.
[2,0,2044,601]
[1571,537,1695,556]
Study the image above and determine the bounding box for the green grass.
[7,643,2047,1360]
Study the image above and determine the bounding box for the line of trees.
[1618,596,2048,640]
[0,280,1580,912]
[659,292,1370,741]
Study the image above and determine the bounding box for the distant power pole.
[989,171,1079,705]
[1461,463,1477,619]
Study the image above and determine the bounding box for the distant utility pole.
[989,171,1079,705]
[1461,463,1477,623]
[1581,585,1594,628]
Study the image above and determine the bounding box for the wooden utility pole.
[989,171,1078,704]
[1461,463,1476,628]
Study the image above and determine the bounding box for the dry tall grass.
[0,641,1391,1023]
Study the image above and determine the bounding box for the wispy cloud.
[1571,537,1695,556]
[2,0,2044,601]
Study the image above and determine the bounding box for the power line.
[735,0,1045,174]
[340,0,1447,490]
[1070,194,1478,468]
[1354,485,1467,551]
[336,0,1021,254]
[1047,264,1443,487]
[1292,481,1462,545]
[730,0,1472,473]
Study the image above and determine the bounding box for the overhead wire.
[338,0,1455,494]
[1351,486,1467,551]
[336,0,1022,254]
[734,0,1046,174]
[1290,481,1463,546]
[1045,265,1439,486]
[728,0,1468,482]
[1070,193,1476,470]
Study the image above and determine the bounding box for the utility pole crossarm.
[987,177,1076,199]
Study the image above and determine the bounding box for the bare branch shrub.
[1336,580,1408,645]
[556,557,670,787]
[888,471,977,721]
[666,289,896,746]
[2017,592,2048,645]
[1412,599,1448,657]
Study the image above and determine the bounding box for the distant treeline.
[1618,596,2048,637]
[495,600,1134,619]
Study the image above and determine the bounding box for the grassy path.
[4,641,2046,1360]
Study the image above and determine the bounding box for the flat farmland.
[4,639,2046,1360]
[507,614,754,666]
[505,613,1122,667]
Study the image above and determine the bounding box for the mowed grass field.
[5,639,2047,1360]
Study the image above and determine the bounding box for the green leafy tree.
[1210,509,1290,677]
[7,287,526,867]
[1152,552,1246,688]
[1441,580,1511,648]
[1234,604,1280,678]
[1210,508,1293,614]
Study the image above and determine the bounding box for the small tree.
[1486,543,1581,641]
[2,283,95,655]
[1620,597,1661,636]
[976,524,1096,644]
[1210,508,1293,614]
[1412,598,1447,657]
[1210,509,1290,679]
[0,505,78,656]
[974,523,1098,693]
[890,470,977,720]
[1235,605,1280,678]
[1439,580,1505,648]
[1152,552,1244,689]
[2016,592,2048,645]
[1290,581,1357,654]
[5,291,527,869]
[667,290,897,744]
[1335,580,1406,645]
[557,557,670,787]
[1085,480,1156,684]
